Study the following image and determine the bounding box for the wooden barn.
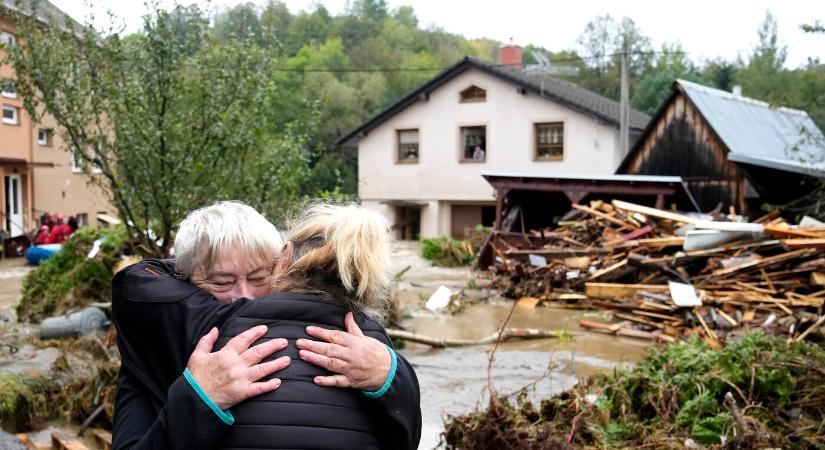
[617,80,825,216]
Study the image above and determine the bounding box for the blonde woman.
[205,203,420,449]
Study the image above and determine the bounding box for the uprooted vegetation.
[0,331,119,432]
[443,332,825,449]
[422,226,491,267]
[16,227,129,323]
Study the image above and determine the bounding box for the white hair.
[174,201,283,279]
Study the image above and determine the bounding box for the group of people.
[33,212,78,245]
[112,201,422,449]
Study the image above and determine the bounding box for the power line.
[268,50,690,73]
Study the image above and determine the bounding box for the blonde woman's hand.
[296,312,392,391]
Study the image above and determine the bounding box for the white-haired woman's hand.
[187,325,291,410]
[296,312,392,391]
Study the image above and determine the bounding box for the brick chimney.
[500,45,523,69]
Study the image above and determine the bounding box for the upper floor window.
[461,126,486,162]
[38,128,53,146]
[397,129,419,163]
[71,149,83,173]
[459,85,486,103]
[1,79,15,98]
[535,122,564,160]
[0,31,16,47]
[2,105,18,125]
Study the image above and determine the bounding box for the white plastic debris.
[668,281,702,307]
[528,254,547,267]
[425,285,453,311]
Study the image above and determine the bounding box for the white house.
[337,51,650,239]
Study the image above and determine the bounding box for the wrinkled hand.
[187,325,291,410]
[296,312,391,391]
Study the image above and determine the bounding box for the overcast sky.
[49,0,825,68]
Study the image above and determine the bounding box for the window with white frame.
[2,105,18,125]
[38,128,53,146]
[0,31,16,47]
[1,79,15,98]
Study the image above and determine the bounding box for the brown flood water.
[399,302,651,449]
[389,242,651,449]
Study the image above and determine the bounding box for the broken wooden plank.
[795,315,825,342]
[611,199,698,224]
[781,238,825,249]
[585,282,669,299]
[15,434,50,450]
[587,259,628,281]
[52,431,89,450]
[695,312,718,341]
[578,319,674,342]
[93,430,112,450]
[622,225,653,240]
[572,203,639,229]
[714,308,738,326]
[710,248,817,278]
[636,236,685,247]
[506,248,613,258]
[764,225,823,239]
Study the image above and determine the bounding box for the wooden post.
[494,188,509,231]
[655,193,665,209]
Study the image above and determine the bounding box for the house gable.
[620,89,748,211]
[337,56,650,147]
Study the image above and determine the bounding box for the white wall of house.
[358,68,623,237]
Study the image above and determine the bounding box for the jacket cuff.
[363,344,398,399]
[183,368,235,425]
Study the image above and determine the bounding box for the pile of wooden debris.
[482,199,825,345]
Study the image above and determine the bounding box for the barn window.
[459,85,486,103]
[535,122,564,160]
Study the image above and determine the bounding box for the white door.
[4,174,24,237]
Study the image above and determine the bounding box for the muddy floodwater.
[390,242,651,449]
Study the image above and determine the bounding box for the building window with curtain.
[535,122,564,160]
[397,129,419,163]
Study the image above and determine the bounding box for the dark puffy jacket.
[215,292,392,450]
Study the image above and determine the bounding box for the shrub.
[17,226,129,323]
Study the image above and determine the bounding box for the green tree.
[5,2,309,255]
[632,43,703,115]
[736,11,793,105]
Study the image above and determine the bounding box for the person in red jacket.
[45,214,74,244]
[33,225,51,245]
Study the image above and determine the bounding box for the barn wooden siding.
[622,92,748,213]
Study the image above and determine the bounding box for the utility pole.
[619,51,630,156]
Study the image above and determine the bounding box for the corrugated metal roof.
[678,79,825,178]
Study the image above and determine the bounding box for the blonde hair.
[175,201,283,279]
[274,203,393,322]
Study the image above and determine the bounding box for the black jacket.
[215,293,397,449]
[111,259,421,450]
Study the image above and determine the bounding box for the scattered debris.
[442,332,825,449]
[39,307,109,340]
[425,285,455,311]
[479,200,825,343]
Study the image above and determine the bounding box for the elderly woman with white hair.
[112,201,421,450]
